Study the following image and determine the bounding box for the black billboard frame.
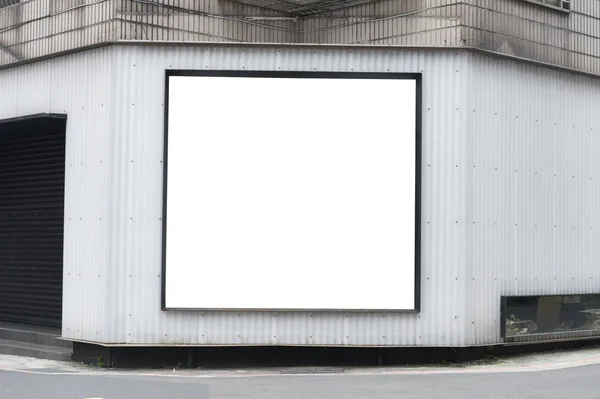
[161,70,422,313]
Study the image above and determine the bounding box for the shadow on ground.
[72,339,600,369]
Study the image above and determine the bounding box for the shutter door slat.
[0,116,66,329]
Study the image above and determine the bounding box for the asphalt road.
[2,362,600,399]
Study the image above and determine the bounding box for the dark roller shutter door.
[0,115,66,329]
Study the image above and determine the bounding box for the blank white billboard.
[164,72,420,311]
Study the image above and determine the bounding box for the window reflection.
[504,295,600,338]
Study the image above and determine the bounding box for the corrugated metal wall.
[93,44,600,346]
[0,46,114,341]
[1,43,599,346]
[102,45,472,347]
[467,52,600,344]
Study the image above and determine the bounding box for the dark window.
[503,294,600,342]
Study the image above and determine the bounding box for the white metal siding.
[467,52,600,345]
[1,44,599,346]
[0,47,115,341]
[94,44,474,346]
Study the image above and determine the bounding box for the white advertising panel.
[164,72,420,311]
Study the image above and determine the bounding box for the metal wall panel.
[0,47,114,341]
[100,44,472,346]
[98,44,600,346]
[2,44,599,346]
[466,52,600,345]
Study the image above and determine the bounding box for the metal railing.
[0,0,19,9]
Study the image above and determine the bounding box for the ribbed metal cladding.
[102,44,471,347]
[466,51,600,345]
[0,115,66,329]
[0,46,114,342]
[1,44,599,346]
